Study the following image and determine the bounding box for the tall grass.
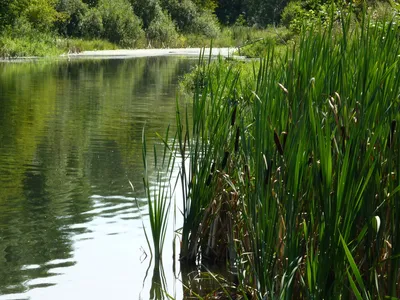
[145,13,400,298]
[141,126,176,262]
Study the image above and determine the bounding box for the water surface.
[0,57,196,299]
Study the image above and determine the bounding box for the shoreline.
[63,48,236,59]
[0,47,238,62]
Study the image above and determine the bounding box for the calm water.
[0,57,196,299]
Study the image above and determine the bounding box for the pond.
[0,56,198,300]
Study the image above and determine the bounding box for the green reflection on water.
[0,57,195,295]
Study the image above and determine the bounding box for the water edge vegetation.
[143,10,400,299]
[2,0,399,59]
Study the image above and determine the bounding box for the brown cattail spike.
[244,164,250,181]
[206,162,216,186]
[274,129,284,155]
[340,126,346,140]
[231,106,237,126]
[235,127,240,153]
[222,151,230,170]
[388,120,397,149]
[206,174,212,186]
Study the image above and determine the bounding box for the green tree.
[130,0,158,29]
[0,0,28,28]
[0,0,59,32]
[159,0,220,36]
[192,0,218,11]
[215,0,245,25]
[97,0,144,47]
[0,0,14,30]
[56,0,88,36]
[245,0,287,26]
[82,0,98,7]
[147,4,178,46]
[160,0,199,31]
[23,0,59,31]
[80,7,103,38]
[190,10,220,37]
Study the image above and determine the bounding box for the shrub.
[82,0,98,7]
[130,0,158,29]
[0,18,60,57]
[97,0,144,47]
[246,0,287,27]
[9,17,35,39]
[239,39,273,57]
[146,5,179,47]
[23,0,59,32]
[280,1,321,33]
[190,10,220,38]
[369,1,400,23]
[160,0,220,37]
[56,0,88,36]
[160,0,198,32]
[80,8,103,38]
[280,1,304,28]
[281,1,343,33]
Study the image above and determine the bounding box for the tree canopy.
[0,0,288,33]
[0,0,393,47]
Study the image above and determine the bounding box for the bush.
[160,0,198,32]
[160,0,220,37]
[369,1,400,23]
[280,1,325,33]
[80,8,103,38]
[23,0,59,32]
[237,38,276,57]
[281,1,304,28]
[190,10,220,38]
[281,1,344,33]
[0,18,60,57]
[130,0,158,29]
[9,17,35,39]
[146,5,179,47]
[56,0,89,36]
[97,0,144,47]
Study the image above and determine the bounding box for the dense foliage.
[147,14,400,298]
[0,0,221,49]
[0,0,287,35]
[0,0,398,57]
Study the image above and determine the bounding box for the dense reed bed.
[144,14,400,299]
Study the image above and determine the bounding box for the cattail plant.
[144,10,400,299]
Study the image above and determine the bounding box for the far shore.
[62,47,237,59]
[0,47,239,62]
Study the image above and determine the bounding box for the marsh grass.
[142,126,176,261]
[56,38,118,53]
[144,13,400,299]
[0,34,118,58]
[0,34,61,58]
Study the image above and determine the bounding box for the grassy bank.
[146,14,400,299]
[0,25,290,59]
[0,36,118,58]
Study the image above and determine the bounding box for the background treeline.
[0,0,398,56]
[0,0,287,48]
